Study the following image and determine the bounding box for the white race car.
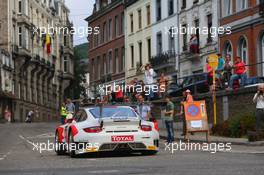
[55,105,159,157]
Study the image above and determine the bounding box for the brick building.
[220,0,264,77]
[86,0,125,98]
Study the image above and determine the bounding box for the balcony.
[150,50,176,70]
[17,13,31,27]
[100,74,112,84]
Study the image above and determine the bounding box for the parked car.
[167,73,210,97]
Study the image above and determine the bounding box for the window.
[138,42,142,66]
[108,51,112,73]
[130,45,134,68]
[237,0,248,11]
[103,54,107,75]
[138,9,142,30]
[168,28,175,51]
[114,15,119,37]
[168,0,174,16]
[97,56,101,79]
[223,41,233,59]
[121,13,124,35]
[260,34,264,76]
[157,33,162,54]
[207,14,212,43]
[91,59,95,80]
[147,38,151,61]
[108,19,112,40]
[130,14,134,33]
[146,5,151,25]
[18,27,22,47]
[121,47,125,72]
[18,0,22,14]
[156,0,161,21]
[223,0,232,16]
[115,49,119,73]
[238,37,248,64]
[181,0,186,9]
[193,0,199,4]
[103,22,107,42]
[25,28,29,50]
[64,56,68,72]
[182,24,187,51]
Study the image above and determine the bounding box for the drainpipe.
[177,0,180,82]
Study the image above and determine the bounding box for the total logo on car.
[55,105,159,157]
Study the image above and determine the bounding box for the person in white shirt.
[253,84,264,131]
[144,64,155,100]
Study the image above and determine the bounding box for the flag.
[46,34,51,54]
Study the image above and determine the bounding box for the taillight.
[83,126,102,133]
[154,121,159,131]
[140,125,152,131]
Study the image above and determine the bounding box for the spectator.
[66,99,75,114]
[136,94,151,121]
[189,34,199,54]
[4,106,11,123]
[60,103,68,124]
[227,56,247,90]
[223,54,233,86]
[253,84,264,131]
[206,59,214,92]
[164,95,175,143]
[116,88,124,103]
[159,73,168,98]
[185,89,194,102]
[25,110,34,123]
[144,64,155,101]
[179,91,194,136]
[216,54,225,89]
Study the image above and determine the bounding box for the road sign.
[183,100,210,142]
[208,54,219,70]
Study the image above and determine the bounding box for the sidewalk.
[159,129,264,146]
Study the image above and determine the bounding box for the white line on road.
[0,151,11,161]
[19,135,36,146]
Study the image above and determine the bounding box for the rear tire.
[68,131,77,158]
[55,132,66,155]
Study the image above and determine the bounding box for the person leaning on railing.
[226,56,247,90]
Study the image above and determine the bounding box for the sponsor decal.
[111,135,134,142]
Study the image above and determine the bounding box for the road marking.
[0,151,11,161]
[19,135,36,146]
[26,132,55,139]
[88,170,120,174]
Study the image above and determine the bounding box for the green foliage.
[212,114,256,138]
[65,43,87,99]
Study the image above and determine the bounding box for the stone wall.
[152,86,258,125]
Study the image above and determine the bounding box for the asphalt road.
[0,123,264,175]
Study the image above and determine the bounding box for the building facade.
[150,0,179,79]
[124,0,152,81]
[178,0,219,77]
[0,0,74,122]
[220,0,264,77]
[86,0,125,97]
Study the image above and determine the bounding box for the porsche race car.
[55,105,159,157]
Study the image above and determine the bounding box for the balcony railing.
[150,50,176,70]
